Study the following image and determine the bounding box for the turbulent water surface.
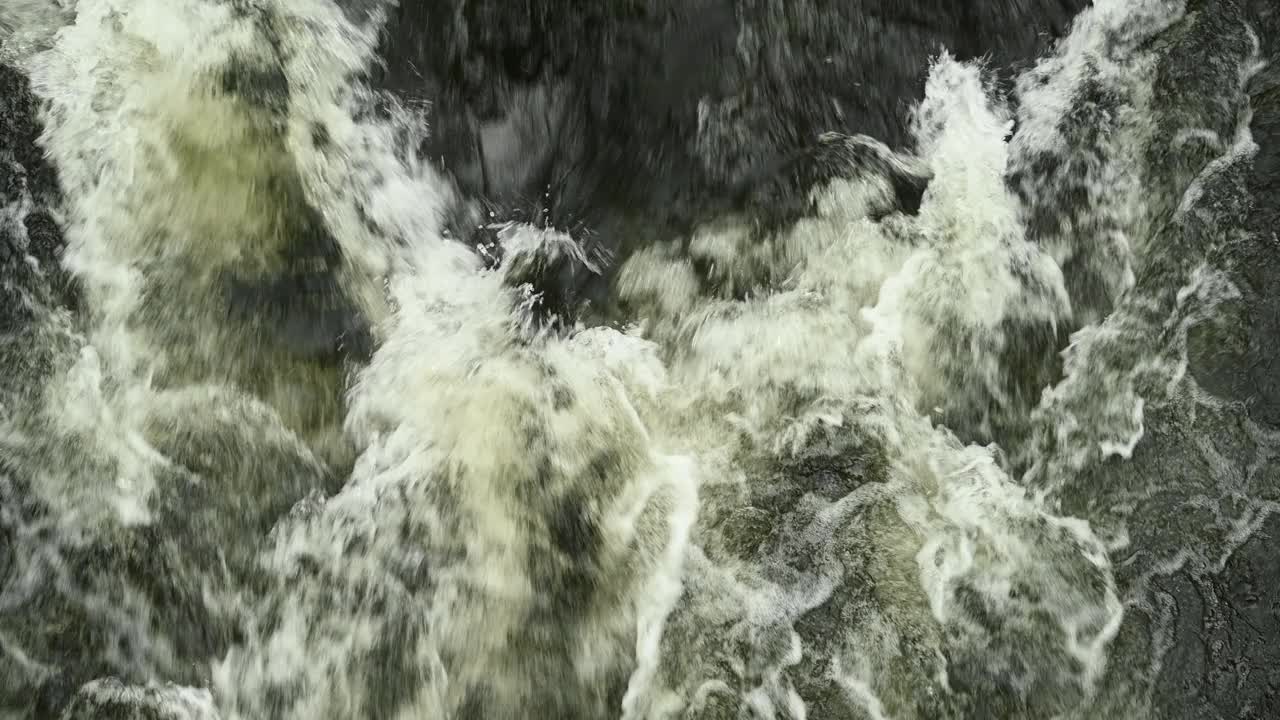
[1,0,1279,718]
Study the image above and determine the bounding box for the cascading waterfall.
[0,0,1276,718]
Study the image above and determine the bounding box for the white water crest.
[614,55,1121,720]
[2,0,1253,718]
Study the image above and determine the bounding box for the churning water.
[0,0,1271,718]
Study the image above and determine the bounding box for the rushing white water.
[614,52,1128,720]
[0,0,1263,717]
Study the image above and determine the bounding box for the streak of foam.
[1026,81,1260,493]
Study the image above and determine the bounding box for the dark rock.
[1205,55,1280,427]
[0,60,79,408]
[373,0,1088,273]
[0,62,60,203]
[0,60,71,310]
[1148,517,1280,720]
[1130,4,1280,713]
[371,1,1084,330]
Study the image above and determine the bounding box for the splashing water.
[0,0,1264,717]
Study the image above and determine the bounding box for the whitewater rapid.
[0,0,1271,718]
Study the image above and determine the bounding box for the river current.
[0,1,1271,718]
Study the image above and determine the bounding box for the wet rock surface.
[1,62,67,292]
[1050,1,1280,717]
[373,0,1088,248]
[1139,24,1280,715]
[1,64,75,715]
[0,61,77,405]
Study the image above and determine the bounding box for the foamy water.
[0,0,1267,717]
